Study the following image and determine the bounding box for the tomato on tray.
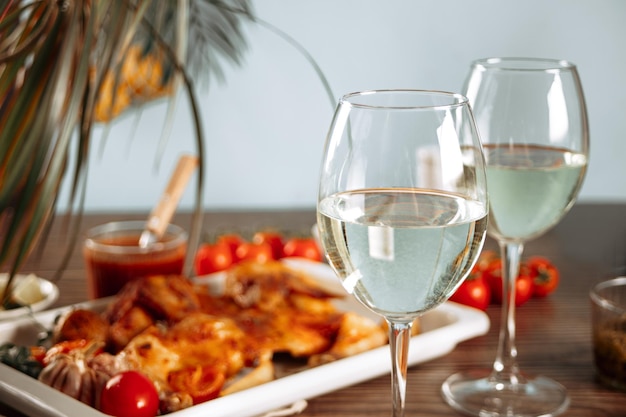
[100,371,159,417]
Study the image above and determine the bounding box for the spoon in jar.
[139,154,199,248]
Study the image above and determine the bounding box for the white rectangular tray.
[0,260,489,417]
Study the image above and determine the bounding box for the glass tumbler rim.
[340,89,469,111]
[84,220,187,254]
[471,57,577,72]
[590,276,626,315]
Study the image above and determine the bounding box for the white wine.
[317,189,488,320]
[485,144,587,242]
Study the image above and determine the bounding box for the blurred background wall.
[57,0,626,213]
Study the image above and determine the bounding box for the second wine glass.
[317,90,489,417]
[442,58,589,416]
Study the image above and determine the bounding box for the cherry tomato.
[450,272,491,311]
[253,231,285,259]
[168,365,225,404]
[474,249,498,272]
[485,259,533,306]
[282,237,323,262]
[216,233,246,260]
[194,243,233,275]
[100,371,159,417]
[527,256,559,297]
[235,242,274,263]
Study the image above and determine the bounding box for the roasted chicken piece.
[308,312,388,366]
[53,308,109,344]
[219,262,388,361]
[102,275,200,352]
[199,261,350,357]
[227,305,345,357]
[120,313,249,381]
[107,305,155,352]
[224,261,343,311]
[46,261,391,413]
[118,312,274,408]
[104,274,200,323]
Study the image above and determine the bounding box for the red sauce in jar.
[84,233,186,299]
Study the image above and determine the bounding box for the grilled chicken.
[48,262,389,412]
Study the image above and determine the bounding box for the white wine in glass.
[317,90,489,417]
[442,58,589,417]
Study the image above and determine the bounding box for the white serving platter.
[0,259,489,417]
[0,274,59,321]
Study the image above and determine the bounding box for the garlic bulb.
[38,342,122,407]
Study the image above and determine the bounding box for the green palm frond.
[0,0,333,309]
[0,1,142,305]
[186,0,253,85]
[0,0,255,306]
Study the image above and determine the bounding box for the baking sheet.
[0,259,489,417]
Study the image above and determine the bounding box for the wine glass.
[317,90,489,417]
[442,58,589,416]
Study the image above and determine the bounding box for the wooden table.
[1,203,625,416]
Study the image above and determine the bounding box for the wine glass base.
[441,370,570,417]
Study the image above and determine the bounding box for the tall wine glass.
[442,58,589,416]
[317,90,489,417]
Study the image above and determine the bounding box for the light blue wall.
[58,0,626,213]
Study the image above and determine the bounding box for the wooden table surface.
[1,203,625,416]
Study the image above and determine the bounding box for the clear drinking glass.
[317,90,489,417]
[590,277,626,392]
[442,58,589,416]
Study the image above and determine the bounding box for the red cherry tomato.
[168,365,225,405]
[527,256,559,297]
[282,238,323,262]
[485,259,533,306]
[216,233,246,260]
[100,371,159,417]
[235,242,274,263]
[194,243,233,275]
[449,272,491,311]
[474,249,498,272]
[252,231,285,259]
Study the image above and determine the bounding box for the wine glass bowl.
[317,90,489,416]
[442,58,589,417]
[484,144,587,243]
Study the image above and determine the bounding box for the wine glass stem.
[492,241,524,384]
[388,320,412,417]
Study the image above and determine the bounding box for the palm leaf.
[0,0,333,309]
[0,1,148,304]
[186,0,252,85]
[0,1,74,303]
[0,0,246,300]
[0,1,106,303]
